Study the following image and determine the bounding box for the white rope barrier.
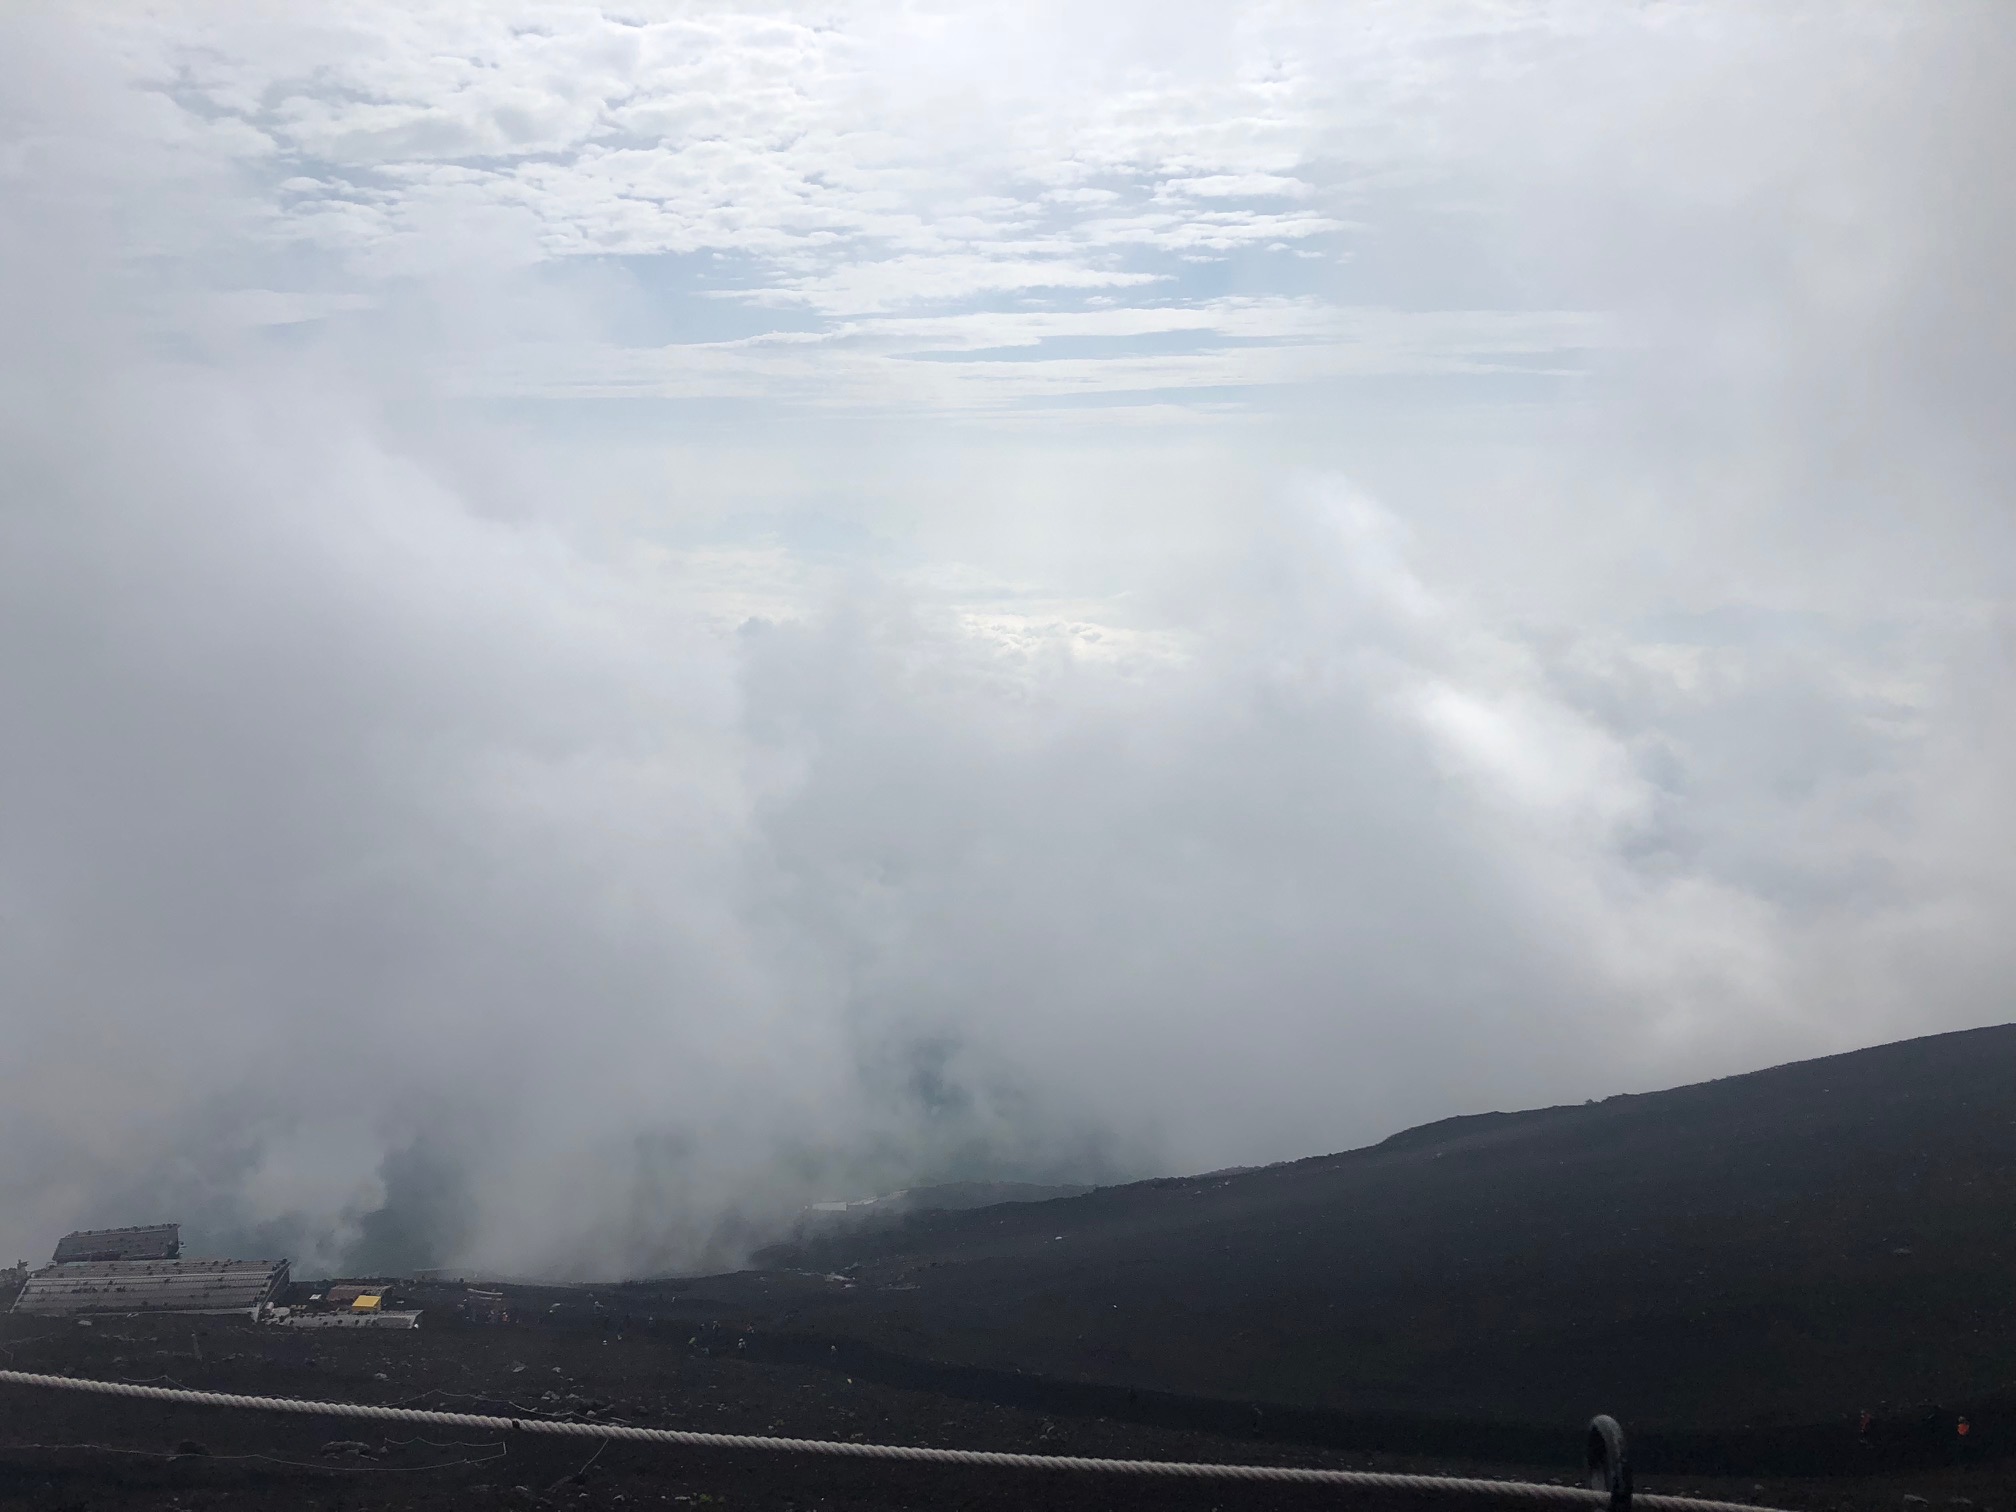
[0,1369,1784,1511]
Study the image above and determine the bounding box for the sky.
[1,2,2012,1278]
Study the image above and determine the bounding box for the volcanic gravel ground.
[3,1313,2014,1512]
[749,1026,2016,1457]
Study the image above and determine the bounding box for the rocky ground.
[2,1307,2012,1512]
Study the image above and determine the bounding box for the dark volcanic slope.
[755,1024,2016,1434]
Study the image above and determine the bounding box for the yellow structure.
[351,1293,383,1312]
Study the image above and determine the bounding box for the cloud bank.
[0,3,2011,1277]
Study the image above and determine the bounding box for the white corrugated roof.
[11,1257,289,1317]
[271,1310,421,1329]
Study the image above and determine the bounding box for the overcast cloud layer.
[1,3,2012,1277]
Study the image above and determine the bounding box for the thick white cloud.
[0,2,2011,1277]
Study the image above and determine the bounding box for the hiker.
[1858,1409,1873,1444]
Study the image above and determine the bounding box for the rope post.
[1586,1415,1631,1512]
